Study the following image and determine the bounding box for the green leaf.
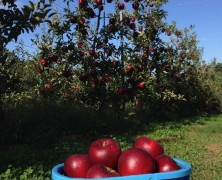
[34,2,40,11]
[34,12,45,19]
[43,4,52,9]
[5,169,11,175]
[29,1,35,11]
[43,9,51,16]
[48,12,57,18]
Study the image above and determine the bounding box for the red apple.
[36,67,42,74]
[109,18,116,24]
[117,87,126,95]
[123,17,130,25]
[137,82,145,89]
[87,7,95,18]
[156,154,181,172]
[94,52,99,58]
[132,2,139,10]
[87,165,119,178]
[138,26,143,32]
[167,31,172,36]
[95,0,102,5]
[78,18,85,26]
[130,17,136,22]
[70,15,77,23]
[133,136,164,159]
[77,42,83,48]
[45,83,52,90]
[88,138,121,169]
[0,37,6,43]
[118,148,155,176]
[102,75,111,82]
[49,54,58,62]
[129,23,136,29]
[62,45,69,53]
[108,25,115,33]
[106,50,112,56]
[150,47,155,52]
[79,0,85,6]
[64,154,92,178]
[40,58,47,66]
[125,65,133,73]
[118,3,125,10]
[88,49,95,56]
[149,2,154,7]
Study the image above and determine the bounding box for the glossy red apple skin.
[36,67,42,74]
[156,154,181,172]
[125,65,133,72]
[45,83,52,90]
[118,148,156,176]
[63,154,92,178]
[86,164,119,178]
[138,82,145,89]
[88,138,122,169]
[70,15,77,23]
[118,3,125,10]
[167,31,172,36]
[40,58,47,66]
[117,87,126,95]
[134,136,164,158]
[96,0,102,5]
[132,2,139,10]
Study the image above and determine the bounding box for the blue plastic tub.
[52,158,191,180]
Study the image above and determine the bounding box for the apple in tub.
[88,138,122,169]
[62,136,181,178]
[63,154,92,178]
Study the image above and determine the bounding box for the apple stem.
[102,141,107,146]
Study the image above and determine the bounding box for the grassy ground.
[0,102,222,179]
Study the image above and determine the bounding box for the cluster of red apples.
[63,136,181,178]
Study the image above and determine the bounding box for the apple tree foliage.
[0,0,56,117]
[31,0,211,113]
[1,0,221,115]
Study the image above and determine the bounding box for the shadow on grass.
[0,100,220,178]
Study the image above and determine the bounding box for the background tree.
[0,0,54,119]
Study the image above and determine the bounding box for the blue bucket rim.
[52,158,191,180]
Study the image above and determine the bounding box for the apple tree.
[2,0,217,116]
[30,1,173,108]
[0,0,55,119]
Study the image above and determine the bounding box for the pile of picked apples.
[63,136,181,178]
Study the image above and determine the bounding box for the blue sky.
[2,0,222,63]
[163,0,222,63]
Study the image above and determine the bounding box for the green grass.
[0,101,222,179]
